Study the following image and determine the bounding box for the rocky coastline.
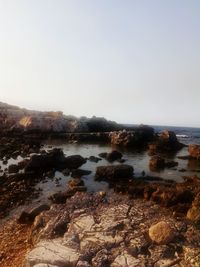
[0,102,200,267]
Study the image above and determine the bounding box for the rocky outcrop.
[188,144,200,160]
[110,125,154,147]
[24,192,200,267]
[0,102,128,134]
[149,130,185,152]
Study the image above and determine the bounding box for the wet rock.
[67,178,87,193]
[88,156,102,163]
[49,191,75,204]
[25,149,86,172]
[95,164,134,181]
[98,153,108,159]
[25,149,64,172]
[71,169,91,178]
[165,161,178,168]
[106,151,122,162]
[8,164,19,173]
[149,130,184,152]
[188,144,200,160]
[149,156,165,171]
[62,168,70,176]
[18,204,50,224]
[110,125,154,147]
[63,155,86,170]
[149,221,175,245]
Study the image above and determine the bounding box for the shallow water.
[1,137,200,222]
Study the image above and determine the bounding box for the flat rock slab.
[24,240,80,267]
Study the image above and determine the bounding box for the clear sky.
[0,0,199,127]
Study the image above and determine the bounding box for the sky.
[0,0,200,127]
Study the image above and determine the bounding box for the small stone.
[149,221,175,245]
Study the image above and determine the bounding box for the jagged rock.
[149,221,175,245]
[149,156,165,171]
[187,192,200,223]
[18,204,50,224]
[95,165,134,181]
[110,125,154,147]
[149,130,184,152]
[188,144,200,160]
[111,251,140,267]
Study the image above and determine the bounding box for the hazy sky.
[0,0,200,127]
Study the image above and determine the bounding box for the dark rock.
[88,156,102,163]
[25,149,86,172]
[149,156,165,171]
[8,164,19,173]
[165,161,178,168]
[98,153,108,159]
[110,125,154,147]
[18,204,50,224]
[49,191,75,204]
[71,169,92,178]
[25,148,64,172]
[106,150,122,162]
[149,130,185,152]
[95,164,134,181]
[62,168,70,176]
[63,155,86,169]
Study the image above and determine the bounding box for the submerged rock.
[106,150,122,162]
[95,164,134,181]
[149,156,165,171]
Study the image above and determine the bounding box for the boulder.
[63,155,86,170]
[106,150,122,162]
[149,221,175,245]
[149,130,184,152]
[25,149,86,172]
[110,125,154,147]
[95,164,134,181]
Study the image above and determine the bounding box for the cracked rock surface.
[24,192,200,267]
